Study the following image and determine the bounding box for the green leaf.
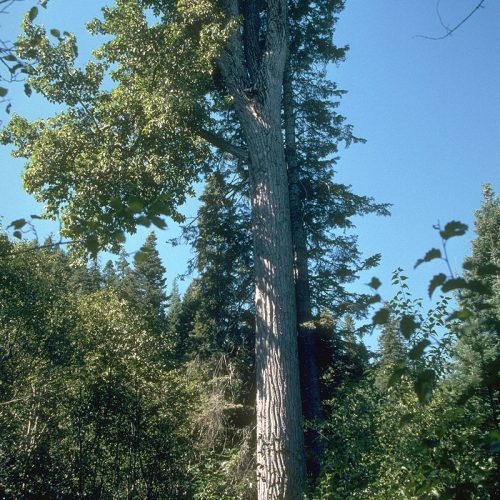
[13,230,22,239]
[0,87,8,97]
[109,197,124,210]
[112,231,126,244]
[28,6,38,21]
[414,369,436,404]
[373,307,390,325]
[24,84,32,97]
[368,294,381,305]
[447,308,473,322]
[4,55,17,62]
[136,216,151,227]
[414,248,441,268]
[127,199,144,214]
[408,339,431,360]
[134,250,149,264]
[439,220,468,240]
[428,273,446,298]
[400,315,420,339]
[150,216,167,229]
[367,277,381,290]
[9,218,27,230]
[441,278,467,293]
[50,29,61,38]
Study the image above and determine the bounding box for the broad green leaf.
[414,248,441,268]
[28,6,38,21]
[428,273,446,298]
[400,315,419,339]
[50,29,61,38]
[9,218,27,230]
[439,220,468,240]
[367,277,381,290]
[150,216,167,229]
[373,307,390,325]
[0,87,8,97]
[414,369,436,404]
[24,84,32,97]
[127,200,144,214]
[441,278,467,293]
[136,216,151,227]
[13,230,22,239]
[408,339,431,360]
[447,308,472,322]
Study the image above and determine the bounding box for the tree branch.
[196,127,249,162]
[416,0,486,40]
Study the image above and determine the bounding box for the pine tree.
[123,232,168,338]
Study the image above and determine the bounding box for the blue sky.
[1,0,499,310]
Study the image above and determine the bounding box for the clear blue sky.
[1,0,499,307]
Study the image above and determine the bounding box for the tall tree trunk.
[218,1,306,497]
[283,58,324,480]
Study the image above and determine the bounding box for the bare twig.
[416,0,486,40]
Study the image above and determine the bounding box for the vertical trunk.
[245,111,305,498]
[283,59,324,480]
[218,1,306,496]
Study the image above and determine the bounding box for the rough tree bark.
[217,0,306,497]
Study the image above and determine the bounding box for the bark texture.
[217,0,306,497]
